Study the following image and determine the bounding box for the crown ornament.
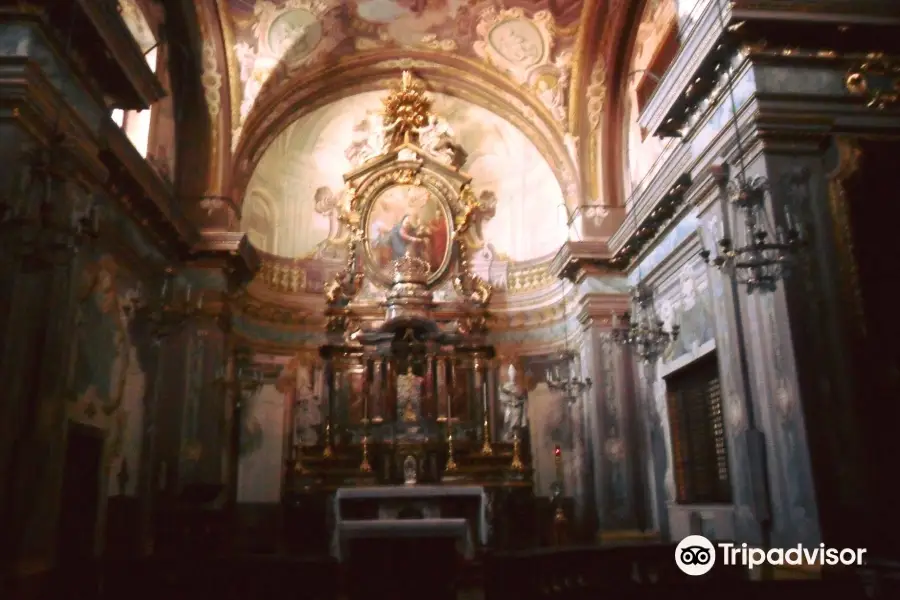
[391,249,431,287]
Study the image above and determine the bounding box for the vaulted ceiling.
[187,0,644,209]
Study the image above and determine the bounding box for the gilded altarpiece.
[279,73,536,555]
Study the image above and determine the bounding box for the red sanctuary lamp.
[551,444,567,541]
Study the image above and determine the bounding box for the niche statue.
[499,364,528,440]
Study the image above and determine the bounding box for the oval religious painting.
[267,9,322,61]
[364,184,452,285]
[488,19,544,68]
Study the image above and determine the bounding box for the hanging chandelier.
[612,282,679,362]
[699,166,806,294]
[698,0,807,294]
[126,270,203,341]
[546,281,592,402]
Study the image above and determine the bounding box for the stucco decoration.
[232,1,346,144]
[240,91,566,263]
[226,1,581,147]
[473,9,571,129]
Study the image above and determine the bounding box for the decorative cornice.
[188,233,259,289]
[731,0,900,24]
[608,173,692,268]
[6,1,167,109]
[0,58,107,182]
[576,292,630,330]
[549,240,618,283]
[640,0,900,139]
[100,119,197,257]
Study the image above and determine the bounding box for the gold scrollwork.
[846,53,900,110]
[451,185,492,306]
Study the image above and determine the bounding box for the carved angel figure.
[312,186,346,254]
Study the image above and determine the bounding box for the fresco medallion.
[267,9,322,61]
[487,19,545,68]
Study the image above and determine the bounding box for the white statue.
[345,111,387,165]
[499,364,528,440]
[294,364,321,446]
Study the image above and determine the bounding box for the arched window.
[111,0,176,182]
[622,0,706,203]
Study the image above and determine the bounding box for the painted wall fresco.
[227,2,580,144]
[521,355,576,497]
[237,382,287,503]
[658,258,715,364]
[68,253,149,497]
[240,91,566,263]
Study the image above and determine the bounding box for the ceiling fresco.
[225,0,584,146]
[240,90,567,264]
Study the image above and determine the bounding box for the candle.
[197,292,203,310]
[784,206,796,231]
[185,284,192,302]
[161,278,168,298]
[448,361,455,419]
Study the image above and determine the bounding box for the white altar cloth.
[333,485,488,545]
[333,518,474,561]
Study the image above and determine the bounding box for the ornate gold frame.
[353,162,458,288]
[323,72,493,314]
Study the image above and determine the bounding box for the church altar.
[332,484,489,558]
[282,72,536,554]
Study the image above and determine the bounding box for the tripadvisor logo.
[675,535,867,576]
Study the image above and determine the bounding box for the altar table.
[331,485,488,558]
[333,518,474,561]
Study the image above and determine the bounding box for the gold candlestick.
[480,382,492,455]
[444,420,458,472]
[359,418,372,472]
[293,441,309,474]
[510,428,524,471]
[323,420,333,458]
